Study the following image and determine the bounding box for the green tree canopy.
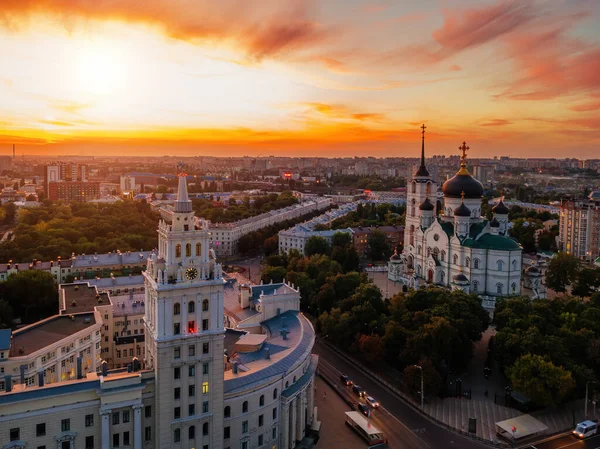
[304,236,331,257]
[545,253,580,292]
[0,270,58,325]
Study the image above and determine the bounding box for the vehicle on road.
[366,396,380,408]
[356,402,370,417]
[573,420,597,439]
[352,384,366,398]
[345,411,386,446]
[340,374,352,386]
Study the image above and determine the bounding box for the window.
[472,281,479,292]
[36,423,46,436]
[433,247,439,261]
[241,442,248,449]
[174,407,181,419]
[85,414,94,427]
[173,303,180,315]
[123,431,130,446]
[259,395,265,406]
[175,244,181,258]
[258,414,264,427]
[242,401,248,413]
[273,407,277,419]
[202,381,209,394]
[123,411,130,423]
[417,245,422,255]
[174,387,181,400]
[85,436,94,449]
[465,257,470,268]
[113,433,120,448]
[273,388,278,399]
[224,426,230,439]
[62,419,70,431]
[203,363,209,375]
[272,427,277,439]
[203,423,209,436]
[202,319,209,331]
[188,321,195,334]
[174,367,181,379]
[512,259,517,270]
[174,323,181,335]
[497,260,504,271]
[242,420,248,434]
[441,250,446,261]
[203,343,209,354]
[511,282,517,293]
[196,243,201,256]
[145,427,152,441]
[453,254,458,265]
[189,364,195,377]
[174,429,180,443]
[188,426,195,440]
[188,301,195,313]
[496,283,503,295]
[189,385,196,397]
[174,347,181,359]
[473,258,480,269]
[224,406,231,418]
[258,435,263,446]
[189,404,195,416]
[145,406,151,418]
[188,345,195,357]
[9,428,19,441]
[440,271,445,283]
[186,243,192,257]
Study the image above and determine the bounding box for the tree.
[0,270,59,324]
[403,357,443,398]
[507,354,575,406]
[368,229,392,261]
[545,253,580,292]
[572,266,600,298]
[263,235,279,257]
[357,334,384,363]
[304,236,331,257]
[0,299,13,328]
[260,266,287,284]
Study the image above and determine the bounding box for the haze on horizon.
[0,0,599,159]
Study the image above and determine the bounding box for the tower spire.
[175,162,192,213]
[414,124,430,177]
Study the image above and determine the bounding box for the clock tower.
[144,163,226,449]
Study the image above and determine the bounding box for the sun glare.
[74,40,127,96]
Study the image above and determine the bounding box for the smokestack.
[38,371,44,387]
[76,356,83,379]
[12,144,15,159]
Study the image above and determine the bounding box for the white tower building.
[144,163,225,449]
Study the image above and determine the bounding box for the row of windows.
[11,418,79,441]
[175,243,202,258]
[173,319,209,335]
[224,393,278,418]
[173,300,209,315]
[173,423,277,445]
[174,401,209,418]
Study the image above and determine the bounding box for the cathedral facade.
[389,127,525,311]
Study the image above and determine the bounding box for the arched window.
[407,255,414,269]
[473,281,479,292]
[285,381,289,389]
[512,260,517,270]
[465,257,470,268]
[453,254,458,265]
[174,303,180,315]
[441,250,446,261]
[427,247,432,257]
[411,181,416,193]
[188,426,195,440]
[411,198,416,217]
[440,271,445,283]
[224,406,231,418]
[410,225,415,246]
[186,243,192,257]
[417,265,422,276]
[242,401,248,413]
[273,389,278,400]
[175,244,181,258]
[202,299,209,312]
[496,283,503,294]
[196,242,201,256]
[293,376,297,383]
[473,258,480,269]
[188,301,195,313]
[433,248,439,261]
[511,282,517,294]
[417,246,422,255]
[174,429,180,443]
[202,423,208,436]
[259,395,265,407]
[497,260,504,271]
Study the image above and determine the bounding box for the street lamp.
[414,365,424,409]
[585,381,596,419]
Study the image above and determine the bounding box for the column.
[280,403,289,449]
[101,410,111,449]
[290,398,296,445]
[181,296,188,335]
[299,391,307,437]
[133,404,143,449]
[296,394,304,440]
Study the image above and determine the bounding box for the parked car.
[356,402,370,417]
[352,384,366,398]
[340,374,352,386]
[365,396,380,408]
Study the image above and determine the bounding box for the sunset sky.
[0,0,599,158]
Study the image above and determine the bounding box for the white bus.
[345,411,387,446]
[573,420,597,439]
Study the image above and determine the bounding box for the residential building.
[351,226,404,258]
[48,181,100,202]
[558,192,600,262]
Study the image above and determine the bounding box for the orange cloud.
[301,102,386,122]
[481,119,512,127]
[0,0,334,62]
[569,99,600,112]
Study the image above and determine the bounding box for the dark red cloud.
[0,0,333,61]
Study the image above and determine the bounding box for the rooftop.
[76,275,145,289]
[61,283,110,313]
[0,328,11,350]
[251,283,297,302]
[110,292,146,317]
[9,313,97,357]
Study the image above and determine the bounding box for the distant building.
[558,192,600,262]
[48,181,100,202]
[0,155,12,172]
[351,226,404,258]
[471,165,494,185]
[120,175,136,193]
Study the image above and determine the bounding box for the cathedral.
[388,126,531,311]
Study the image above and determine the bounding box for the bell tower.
[144,163,225,449]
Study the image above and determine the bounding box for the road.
[534,433,600,449]
[314,340,489,449]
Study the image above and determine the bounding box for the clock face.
[185,267,198,280]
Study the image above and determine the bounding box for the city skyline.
[1,0,599,158]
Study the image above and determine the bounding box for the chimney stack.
[38,371,44,387]
[232,361,238,374]
[76,356,83,379]
[5,375,12,392]
[101,360,108,377]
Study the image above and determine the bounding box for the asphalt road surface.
[314,340,490,449]
[534,433,600,449]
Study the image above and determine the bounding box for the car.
[352,384,366,398]
[356,402,370,417]
[365,396,380,408]
[340,374,352,386]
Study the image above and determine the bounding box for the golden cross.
[459,141,469,163]
[421,124,426,136]
[461,191,465,201]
